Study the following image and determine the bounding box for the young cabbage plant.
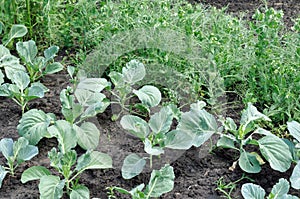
[217,103,293,173]
[16,40,64,82]
[109,164,174,199]
[0,70,48,114]
[17,77,110,150]
[109,60,161,120]
[287,121,300,190]
[21,148,112,199]
[0,137,38,188]
[120,101,219,179]
[241,178,298,199]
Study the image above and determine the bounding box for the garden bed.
[0,0,300,199]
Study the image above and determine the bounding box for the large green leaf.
[0,166,8,188]
[133,85,161,107]
[75,151,112,172]
[122,60,145,84]
[44,46,59,62]
[39,175,64,199]
[146,165,175,197]
[217,135,238,150]
[287,121,300,143]
[70,185,90,199]
[164,130,193,150]
[120,115,150,139]
[239,150,261,173]
[74,122,100,150]
[241,183,265,199]
[0,138,13,160]
[44,62,64,75]
[5,24,27,45]
[80,101,110,120]
[62,104,83,123]
[177,103,218,147]
[76,78,110,93]
[21,166,51,183]
[16,40,37,64]
[149,106,173,134]
[258,135,292,172]
[18,109,55,145]
[14,137,38,162]
[75,89,106,106]
[12,71,30,91]
[290,161,300,189]
[48,120,77,154]
[270,178,290,199]
[121,153,146,179]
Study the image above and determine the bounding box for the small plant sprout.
[241,178,299,199]
[217,103,293,173]
[120,101,219,179]
[109,164,175,199]
[0,137,38,188]
[109,60,161,120]
[21,148,112,199]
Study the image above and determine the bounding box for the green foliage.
[217,103,293,173]
[109,60,162,120]
[0,137,38,188]
[110,165,174,199]
[21,148,112,198]
[121,101,219,178]
[241,178,298,199]
[17,76,110,150]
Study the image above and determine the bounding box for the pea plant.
[0,137,38,188]
[17,76,110,150]
[108,165,174,199]
[108,60,161,120]
[120,101,219,179]
[217,103,293,173]
[21,148,112,199]
[241,178,299,199]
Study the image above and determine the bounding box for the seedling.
[16,40,64,82]
[0,137,38,188]
[108,60,161,120]
[120,101,219,179]
[109,165,174,199]
[242,178,299,199]
[17,76,110,150]
[217,103,293,173]
[21,148,112,199]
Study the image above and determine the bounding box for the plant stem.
[26,0,32,38]
[149,155,153,169]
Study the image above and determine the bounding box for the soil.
[1,1,300,199]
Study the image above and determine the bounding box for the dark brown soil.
[0,1,300,199]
